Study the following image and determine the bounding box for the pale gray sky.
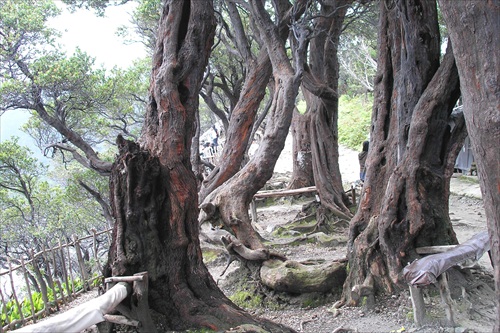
[0,2,147,155]
[49,1,146,69]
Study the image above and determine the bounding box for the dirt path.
[206,191,493,333]
[205,145,494,333]
[35,145,494,333]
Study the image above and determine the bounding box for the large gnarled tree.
[301,0,354,221]
[439,1,500,329]
[106,1,292,331]
[343,0,465,304]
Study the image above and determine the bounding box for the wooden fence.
[0,228,112,332]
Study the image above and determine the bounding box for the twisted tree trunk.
[439,1,500,329]
[343,0,465,305]
[289,109,314,189]
[200,0,307,251]
[301,0,353,220]
[106,2,292,331]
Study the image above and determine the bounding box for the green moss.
[229,290,262,309]
[301,296,321,308]
[271,226,296,238]
[202,249,219,263]
[458,174,480,184]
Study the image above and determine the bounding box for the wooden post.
[73,235,90,291]
[250,199,257,224]
[106,229,111,248]
[21,258,36,323]
[7,259,24,328]
[351,185,356,206]
[409,286,426,326]
[43,246,59,311]
[131,272,157,333]
[66,241,76,297]
[92,229,104,275]
[438,272,455,326]
[58,240,72,302]
[30,250,49,317]
[55,279,68,306]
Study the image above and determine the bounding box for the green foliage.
[17,51,147,149]
[0,277,92,326]
[338,94,372,150]
[0,139,108,255]
[0,0,60,52]
[117,0,161,52]
[0,0,147,256]
[61,0,111,16]
[296,100,307,114]
[339,2,378,96]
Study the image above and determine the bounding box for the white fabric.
[14,283,128,333]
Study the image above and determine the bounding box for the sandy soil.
[203,144,495,333]
[206,193,494,333]
[26,144,495,333]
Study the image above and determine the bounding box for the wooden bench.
[402,231,491,326]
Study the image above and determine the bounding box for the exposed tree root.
[221,235,287,262]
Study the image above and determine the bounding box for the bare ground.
[201,144,495,333]
[204,192,495,333]
[71,188,495,333]
[27,146,495,333]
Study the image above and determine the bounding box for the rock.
[260,259,347,293]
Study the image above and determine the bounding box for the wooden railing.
[0,228,112,332]
[12,272,156,333]
[403,231,491,327]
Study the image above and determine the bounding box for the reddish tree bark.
[201,0,307,250]
[301,0,353,220]
[343,0,464,305]
[439,1,500,330]
[199,49,272,202]
[107,2,292,331]
[289,108,314,189]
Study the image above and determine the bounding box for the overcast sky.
[49,2,147,69]
[0,2,147,155]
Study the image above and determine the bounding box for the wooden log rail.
[11,272,156,333]
[402,231,491,327]
[250,186,356,223]
[253,186,318,199]
[0,228,112,332]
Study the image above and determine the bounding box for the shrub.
[338,94,372,150]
